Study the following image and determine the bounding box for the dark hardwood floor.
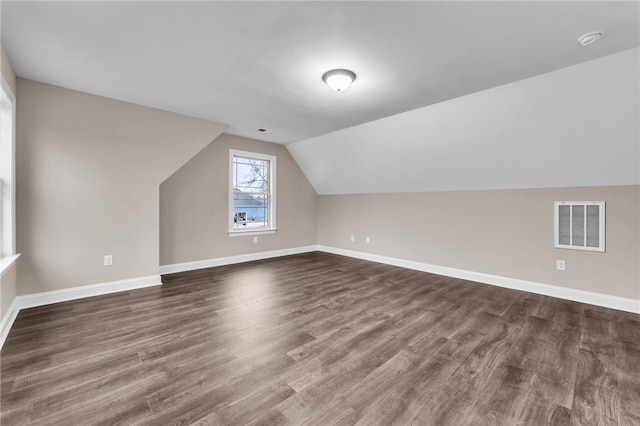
[1,252,639,425]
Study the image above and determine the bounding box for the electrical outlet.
[253,236,258,244]
[556,260,565,271]
[350,235,355,242]
[365,236,370,244]
[104,255,113,267]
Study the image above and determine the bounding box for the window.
[229,150,276,235]
[554,201,605,252]
[0,75,18,275]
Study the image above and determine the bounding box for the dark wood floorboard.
[1,251,638,425]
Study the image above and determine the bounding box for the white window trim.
[554,201,605,252]
[228,149,277,236]
[0,75,17,273]
[0,253,20,279]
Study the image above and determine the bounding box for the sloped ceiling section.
[287,48,640,195]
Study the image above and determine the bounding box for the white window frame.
[554,201,605,252]
[228,149,276,236]
[0,75,19,277]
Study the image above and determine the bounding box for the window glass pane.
[234,157,269,193]
[571,205,584,247]
[558,205,570,245]
[586,205,600,248]
[233,193,269,229]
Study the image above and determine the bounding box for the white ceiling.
[2,1,639,145]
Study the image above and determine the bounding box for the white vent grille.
[554,201,605,252]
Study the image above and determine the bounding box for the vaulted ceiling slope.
[287,49,640,194]
[2,1,638,145]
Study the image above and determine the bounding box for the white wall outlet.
[350,235,355,242]
[365,236,370,244]
[104,255,113,267]
[253,236,258,244]
[556,260,565,271]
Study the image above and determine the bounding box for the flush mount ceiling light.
[578,31,603,46]
[322,69,356,92]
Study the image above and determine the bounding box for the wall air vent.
[554,201,605,252]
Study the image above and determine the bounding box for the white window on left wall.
[0,75,19,276]
[229,149,276,236]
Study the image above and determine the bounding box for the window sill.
[0,253,20,279]
[228,229,277,237]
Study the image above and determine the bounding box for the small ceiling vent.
[578,31,603,46]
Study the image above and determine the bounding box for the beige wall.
[160,134,317,265]
[1,43,17,95]
[318,185,640,300]
[16,79,227,295]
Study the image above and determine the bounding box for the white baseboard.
[0,274,161,350]
[159,245,318,275]
[15,274,162,310]
[2,245,637,350]
[317,245,640,314]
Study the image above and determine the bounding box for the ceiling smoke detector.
[578,31,603,46]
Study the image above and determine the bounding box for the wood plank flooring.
[1,251,638,425]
